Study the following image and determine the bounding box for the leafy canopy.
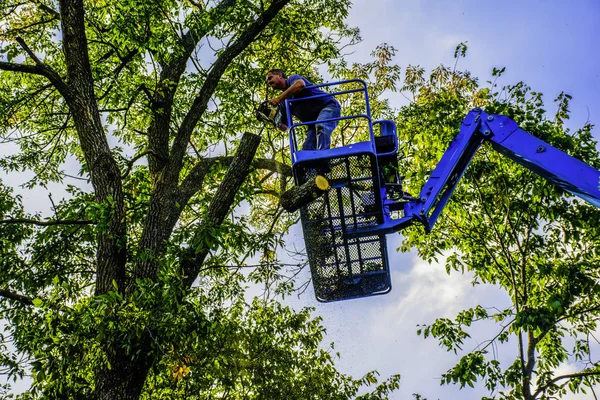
[0,0,401,398]
[397,45,600,399]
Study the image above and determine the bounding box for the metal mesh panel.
[297,152,391,302]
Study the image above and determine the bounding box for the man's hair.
[267,69,287,78]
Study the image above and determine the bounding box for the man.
[266,69,341,150]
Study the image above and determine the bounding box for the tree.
[0,0,401,398]
[397,46,600,399]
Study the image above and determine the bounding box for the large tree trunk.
[53,0,291,397]
[95,346,152,400]
[59,0,127,295]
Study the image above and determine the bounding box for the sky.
[1,0,599,398]
[285,1,600,399]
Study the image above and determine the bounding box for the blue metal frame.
[348,107,600,238]
[288,79,600,302]
[286,79,375,165]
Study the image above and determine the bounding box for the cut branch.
[279,175,330,212]
[182,132,262,287]
[178,154,292,206]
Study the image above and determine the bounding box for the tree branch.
[177,154,292,206]
[59,0,127,294]
[131,1,288,287]
[552,370,600,384]
[15,36,43,64]
[253,158,293,178]
[0,57,70,102]
[181,132,262,287]
[534,370,600,398]
[522,329,536,399]
[145,0,238,174]
[557,304,600,324]
[169,0,291,179]
[33,0,60,18]
[121,150,162,179]
[12,37,72,98]
[0,61,44,75]
[0,218,94,226]
[0,289,34,306]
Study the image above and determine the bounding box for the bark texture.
[279,175,330,212]
[59,0,127,295]
[182,132,262,287]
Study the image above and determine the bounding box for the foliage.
[328,43,401,146]
[398,44,600,399]
[0,0,400,398]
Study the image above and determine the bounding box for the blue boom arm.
[350,107,600,238]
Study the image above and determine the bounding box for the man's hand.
[268,79,305,106]
[277,123,288,131]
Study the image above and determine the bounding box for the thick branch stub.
[182,132,262,287]
[279,175,329,212]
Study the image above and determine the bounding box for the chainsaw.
[255,100,283,128]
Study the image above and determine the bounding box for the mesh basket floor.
[297,152,391,302]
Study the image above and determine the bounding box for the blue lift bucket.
[286,80,396,302]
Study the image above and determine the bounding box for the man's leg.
[315,104,341,150]
[302,125,317,150]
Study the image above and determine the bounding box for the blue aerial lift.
[280,79,600,302]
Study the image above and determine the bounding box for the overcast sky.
[287,1,600,399]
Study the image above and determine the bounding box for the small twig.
[64,173,89,182]
[48,193,59,218]
[533,371,600,398]
[189,139,202,158]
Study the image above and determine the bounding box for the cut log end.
[279,175,330,213]
[315,175,330,191]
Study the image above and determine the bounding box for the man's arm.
[269,78,306,106]
[277,103,288,131]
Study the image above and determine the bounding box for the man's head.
[266,69,287,90]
